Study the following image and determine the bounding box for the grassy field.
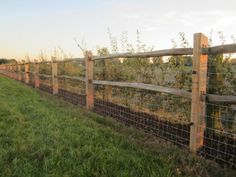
[0,76,235,177]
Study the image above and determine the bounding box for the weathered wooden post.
[13,64,17,79]
[13,64,15,78]
[7,64,11,77]
[190,33,208,153]
[9,64,13,78]
[6,64,8,75]
[17,63,22,81]
[13,63,16,79]
[34,60,40,88]
[51,57,58,95]
[11,64,14,78]
[104,60,112,101]
[25,62,30,84]
[10,64,12,78]
[2,64,6,74]
[5,64,7,75]
[85,51,94,110]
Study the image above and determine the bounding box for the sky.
[1,0,236,60]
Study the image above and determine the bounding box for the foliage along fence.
[0,33,236,167]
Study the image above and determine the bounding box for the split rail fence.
[0,33,236,167]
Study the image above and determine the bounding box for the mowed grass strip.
[0,76,235,177]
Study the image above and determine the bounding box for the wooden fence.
[0,33,236,167]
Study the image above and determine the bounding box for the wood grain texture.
[205,43,236,55]
[93,80,191,98]
[92,48,193,60]
[190,33,208,153]
[52,60,58,95]
[58,75,86,82]
[24,63,30,84]
[34,61,39,88]
[85,51,94,110]
[206,94,236,103]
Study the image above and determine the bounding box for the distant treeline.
[0,59,17,64]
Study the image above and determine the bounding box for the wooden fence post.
[17,63,22,81]
[12,64,14,79]
[7,64,11,77]
[25,62,29,84]
[5,65,8,76]
[52,57,58,95]
[2,64,5,74]
[13,64,16,79]
[5,65,7,76]
[6,64,8,75]
[104,60,112,101]
[11,64,13,78]
[190,33,208,153]
[13,64,17,79]
[86,51,94,110]
[34,60,40,88]
[12,64,15,78]
[9,64,12,78]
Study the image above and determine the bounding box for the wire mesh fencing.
[20,65,25,83]
[199,103,236,167]
[38,62,53,94]
[39,76,53,94]
[58,77,86,107]
[94,84,191,147]
[57,61,86,107]
[28,72,35,87]
[197,54,236,168]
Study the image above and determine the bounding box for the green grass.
[0,76,235,177]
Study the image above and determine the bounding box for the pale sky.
[1,0,236,60]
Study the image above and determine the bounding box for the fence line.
[0,32,236,167]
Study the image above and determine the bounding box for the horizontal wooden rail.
[58,75,86,82]
[92,48,193,60]
[38,61,52,64]
[203,43,236,55]
[206,94,236,104]
[39,74,52,78]
[58,58,85,63]
[93,80,192,98]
